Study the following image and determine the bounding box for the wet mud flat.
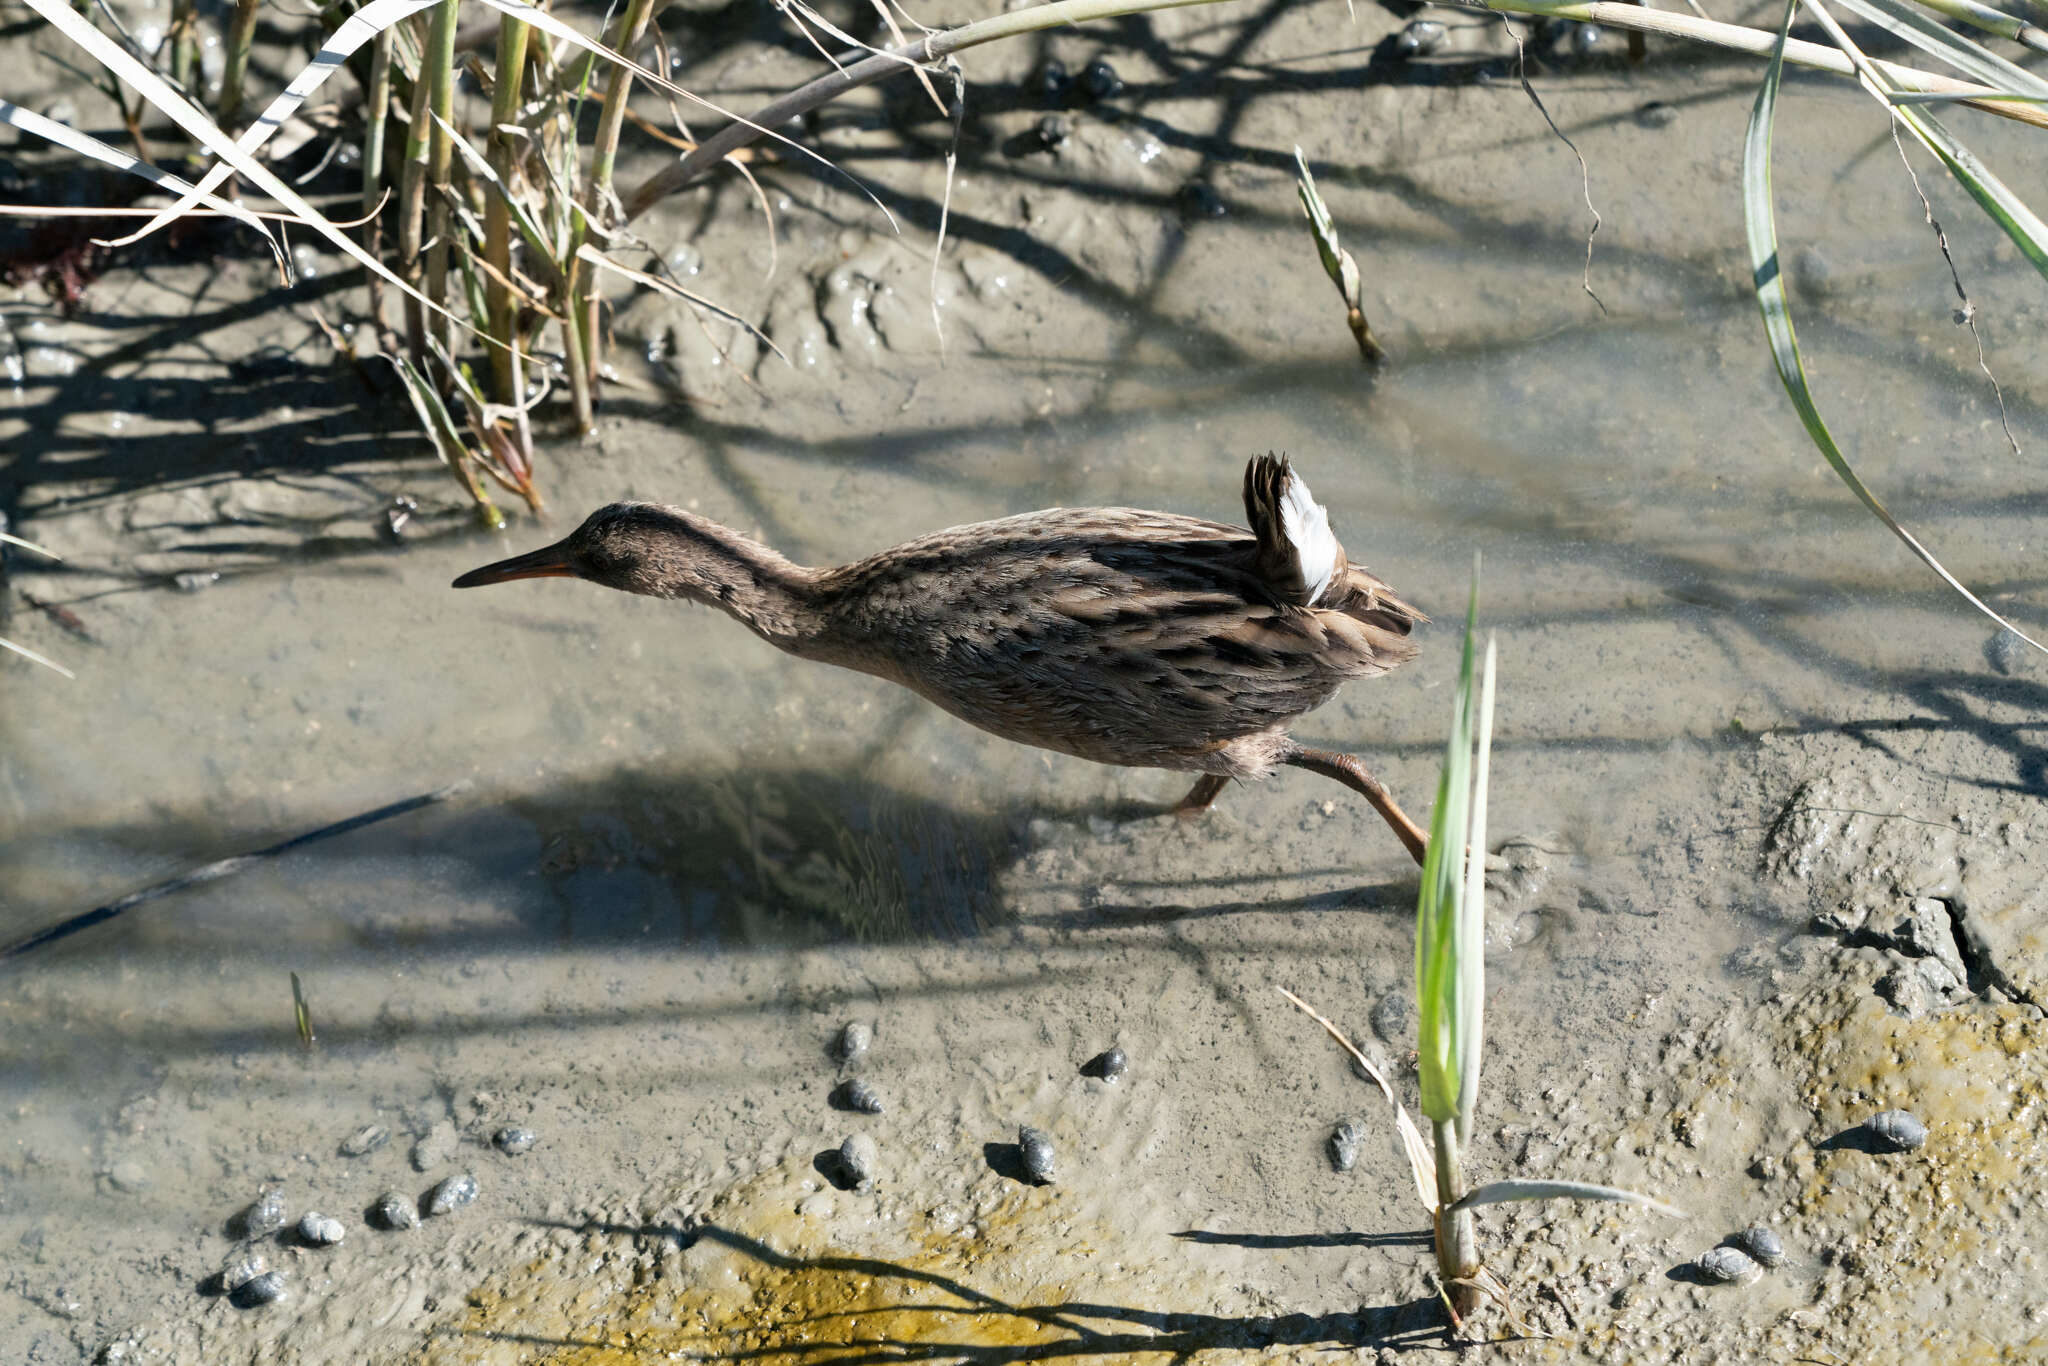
[4,0,2047,1359]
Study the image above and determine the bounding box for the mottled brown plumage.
[453,455,1431,861]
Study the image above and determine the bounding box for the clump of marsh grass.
[1283,562,1676,1328]
[2,0,774,525]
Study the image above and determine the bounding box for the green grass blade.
[1802,0,2048,282]
[1834,0,2048,95]
[1448,1178,1683,1218]
[1293,146,1345,284]
[1895,102,2048,280]
[386,353,472,471]
[1743,0,2048,653]
[1416,571,1480,1126]
[1452,629,1495,1144]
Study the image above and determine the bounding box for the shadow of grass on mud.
[456,1218,1458,1362]
[11,0,2028,545]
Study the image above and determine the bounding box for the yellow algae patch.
[424,1159,1253,1366]
[1788,993,2048,1134]
[1787,993,2048,1206]
[1763,990,2048,1363]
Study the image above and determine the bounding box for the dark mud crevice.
[1934,898,1998,1001]
[1949,898,2048,1013]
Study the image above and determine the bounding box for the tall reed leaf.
[1742,0,2046,652]
[1453,611,1494,1142]
[1833,0,2048,98]
[1415,566,1491,1129]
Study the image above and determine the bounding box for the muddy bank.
[4,0,2046,1359]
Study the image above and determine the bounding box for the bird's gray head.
[451,502,704,598]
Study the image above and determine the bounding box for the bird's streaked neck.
[626,508,825,647]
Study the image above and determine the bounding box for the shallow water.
[2,3,2045,1360]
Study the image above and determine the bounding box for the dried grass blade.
[18,0,486,342]
[572,244,785,360]
[0,98,279,256]
[0,635,77,679]
[1448,1179,1683,1218]
[0,534,62,558]
[1276,986,1438,1210]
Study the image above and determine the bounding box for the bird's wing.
[1242,453,1342,606]
[1242,453,1427,635]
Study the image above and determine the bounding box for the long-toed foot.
[1282,746,1429,866]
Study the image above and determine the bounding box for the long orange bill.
[451,540,577,588]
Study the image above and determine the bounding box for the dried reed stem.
[574,0,659,391]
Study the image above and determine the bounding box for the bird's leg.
[1283,747,1429,866]
[1171,773,1230,820]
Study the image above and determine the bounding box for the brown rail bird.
[453,454,1431,862]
